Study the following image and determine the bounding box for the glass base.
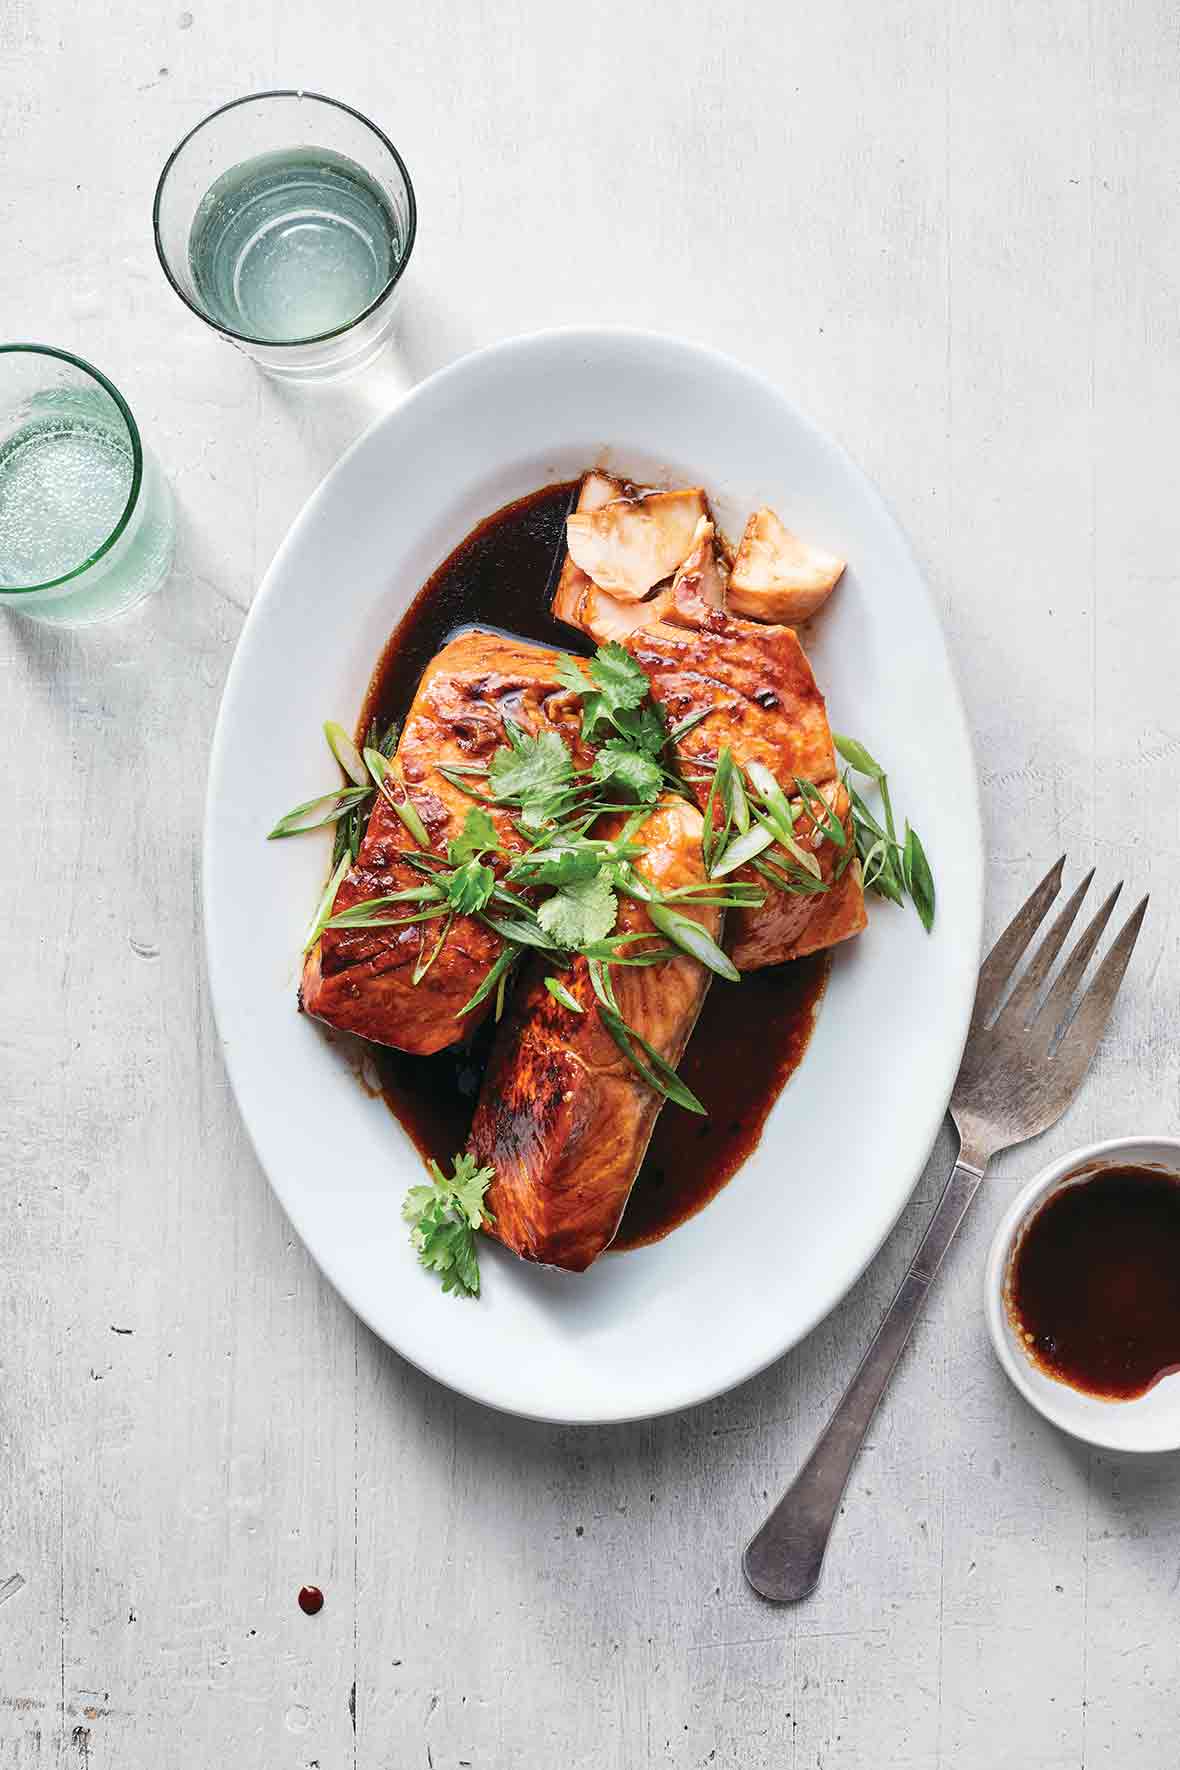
[237,299,403,384]
[0,459,175,626]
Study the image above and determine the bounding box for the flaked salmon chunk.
[554,496,725,647]
[566,486,708,601]
[727,505,845,623]
[575,582,675,643]
[551,471,622,628]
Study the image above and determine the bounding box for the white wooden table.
[3,3,1178,1765]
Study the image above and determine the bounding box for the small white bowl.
[984,1136,1180,1453]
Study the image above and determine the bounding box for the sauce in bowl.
[1006,1165,1180,1400]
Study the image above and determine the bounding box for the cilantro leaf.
[589,641,649,712]
[592,740,663,803]
[442,1152,498,1227]
[580,690,608,739]
[417,1210,483,1295]
[487,727,572,807]
[511,841,604,886]
[611,701,669,755]
[402,1153,496,1299]
[556,655,608,741]
[447,806,500,865]
[555,654,591,695]
[443,859,495,915]
[579,691,611,743]
[558,642,663,751]
[536,871,618,948]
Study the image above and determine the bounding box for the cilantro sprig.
[556,644,685,807]
[488,722,574,822]
[402,1153,496,1298]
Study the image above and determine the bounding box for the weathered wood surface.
[2,0,1178,1764]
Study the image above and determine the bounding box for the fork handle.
[743,1151,987,1603]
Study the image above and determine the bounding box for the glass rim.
[0,344,144,595]
[151,88,418,350]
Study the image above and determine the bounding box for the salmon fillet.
[551,477,864,969]
[624,604,866,969]
[300,630,584,1055]
[627,601,836,791]
[467,798,719,1271]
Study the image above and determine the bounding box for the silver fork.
[743,858,1149,1604]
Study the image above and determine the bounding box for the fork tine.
[1053,896,1149,1082]
[994,868,1095,1030]
[971,855,1066,1028]
[1029,880,1123,1046]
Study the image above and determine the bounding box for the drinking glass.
[153,90,417,383]
[0,346,175,626]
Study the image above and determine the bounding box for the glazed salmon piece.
[467,798,719,1271]
[300,630,584,1055]
[623,606,866,969]
[627,601,837,792]
[556,496,866,969]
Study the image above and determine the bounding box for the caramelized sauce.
[356,480,829,1248]
[357,480,587,739]
[615,954,827,1247]
[1008,1166,1180,1399]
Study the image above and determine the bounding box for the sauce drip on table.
[356,480,829,1248]
[1007,1166,1180,1400]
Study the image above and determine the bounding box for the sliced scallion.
[646,905,740,981]
[301,849,354,952]
[268,785,373,841]
[323,720,368,788]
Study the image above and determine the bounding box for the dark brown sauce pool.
[1007,1165,1180,1400]
[355,480,829,1249]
